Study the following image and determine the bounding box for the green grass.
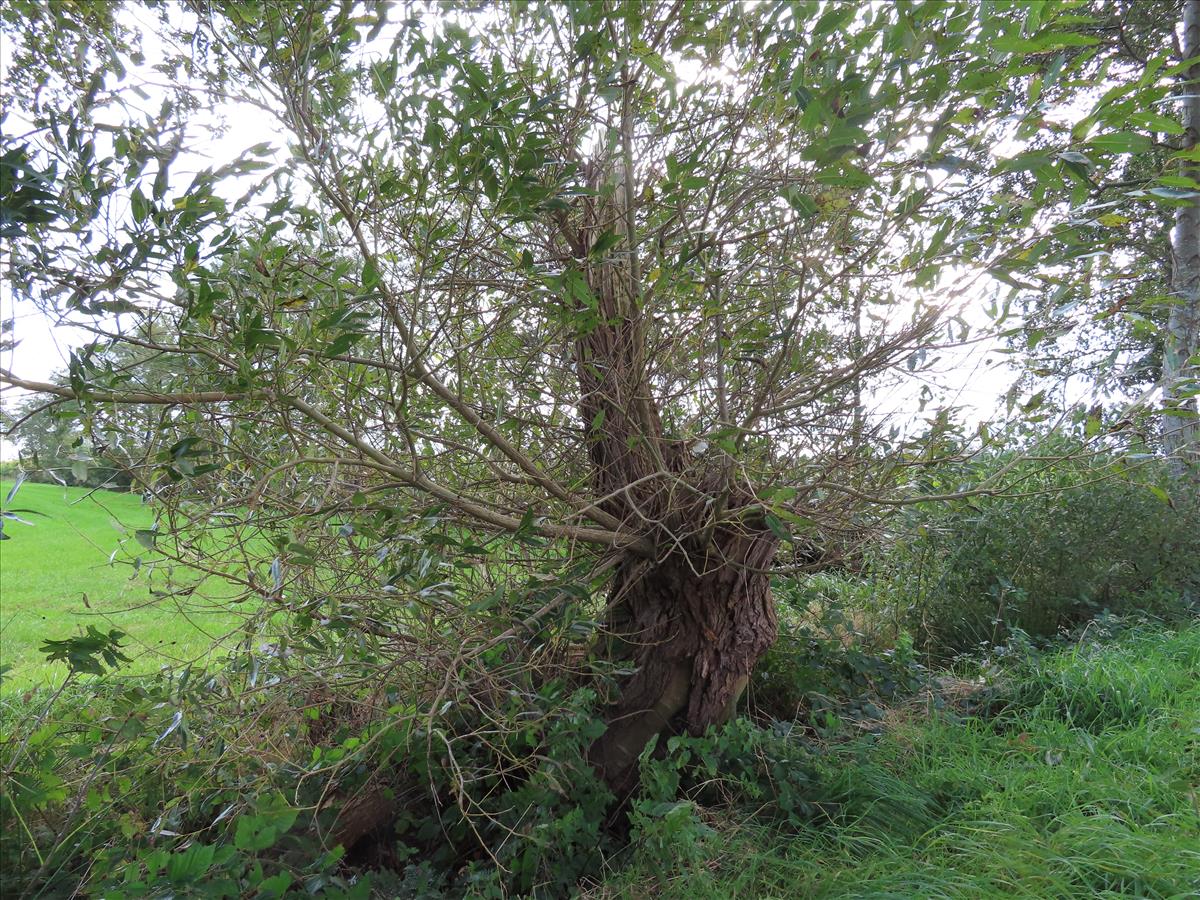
[0,481,239,692]
[598,624,1200,898]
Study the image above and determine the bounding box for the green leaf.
[234,816,276,851]
[764,513,791,542]
[589,229,622,257]
[323,332,364,356]
[169,436,205,459]
[5,471,26,503]
[256,872,295,898]
[1147,485,1172,506]
[166,843,215,884]
[1147,186,1200,202]
[785,189,819,217]
[991,31,1098,55]
[760,485,798,503]
[130,187,150,224]
[362,258,382,292]
[39,626,130,676]
[1058,150,1093,167]
[997,152,1055,173]
[233,792,299,852]
[1084,132,1151,155]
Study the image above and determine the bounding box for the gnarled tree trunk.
[589,526,780,797]
[570,161,781,796]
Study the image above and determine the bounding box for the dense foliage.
[1,0,1198,895]
[881,440,1200,655]
[4,612,1197,897]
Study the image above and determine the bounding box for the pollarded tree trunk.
[568,162,781,796]
[588,524,780,797]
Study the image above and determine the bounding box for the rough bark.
[564,161,783,794]
[1164,0,1200,484]
[589,525,780,797]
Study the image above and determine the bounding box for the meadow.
[0,481,238,692]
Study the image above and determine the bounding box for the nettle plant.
[2,0,1190,865]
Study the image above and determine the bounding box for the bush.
[0,672,374,899]
[751,574,926,724]
[1,662,825,899]
[638,718,821,829]
[0,650,599,897]
[878,440,1200,658]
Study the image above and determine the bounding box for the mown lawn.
[595,623,1200,898]
[0,481,239,692]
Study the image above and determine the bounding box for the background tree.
[1164,0,1200,485]
[960,0,1200,475]
[3,319,197,487]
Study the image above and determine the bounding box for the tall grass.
[594,623,1200,898]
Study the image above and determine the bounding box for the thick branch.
[0,370,257,405]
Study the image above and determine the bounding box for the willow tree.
[1,0,1147,800]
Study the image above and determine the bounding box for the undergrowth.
[2,618,1197,897]
[591,620,1200,899]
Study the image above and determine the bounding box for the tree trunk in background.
[1164,0,1200,485]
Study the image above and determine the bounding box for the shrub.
[0,647,628,900]
[1,663,824,899]
[752,574,926,723]
[878,440,1200,658]
[0,673,373,899]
